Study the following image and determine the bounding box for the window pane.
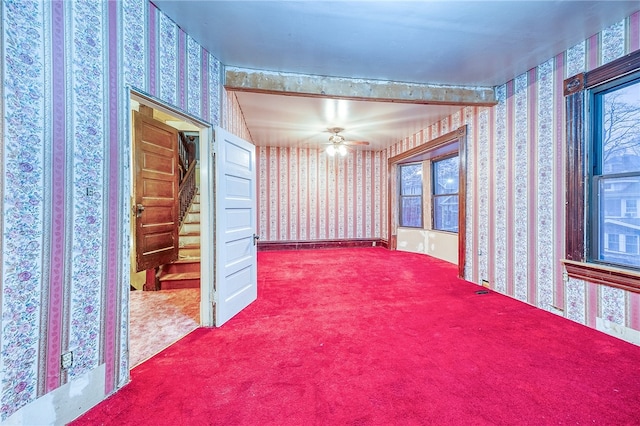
[433,156,459,232]
[626,199,637,216]
[626,235,638,254]
[433,156,459,195]
[401,196,422,227]
[434,195,458,232]
[401,164,422,195]
[597,176,640,268]
[601,81,640,174]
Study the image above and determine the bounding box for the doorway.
[128,91,214,367]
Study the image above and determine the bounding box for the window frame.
[625,235,638,254]
[564,49,640,294]
[588,74,640,269]
[398,162,424,228]
[387,126,467,278]
[625,199,637,217]
[431,154,459,233]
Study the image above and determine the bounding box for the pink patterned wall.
[1,0,222,420]
[256,147,386,241]
[222,89,254,142]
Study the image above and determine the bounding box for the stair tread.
[171,258,201,264]
[159,271,200,281]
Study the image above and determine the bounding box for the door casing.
[128,90,215,326]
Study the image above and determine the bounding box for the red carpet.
[73,248,640,425]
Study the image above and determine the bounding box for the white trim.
[3,365,106,426]
[199,126,213,326]
[126,89,215,332]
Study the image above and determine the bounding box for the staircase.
[157,190,201,290]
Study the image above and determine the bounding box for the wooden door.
[133,110,179,272]
[214,127,257,325]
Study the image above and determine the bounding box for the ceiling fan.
[325,127,369,156]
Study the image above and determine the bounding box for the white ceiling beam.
[224,67,496,106]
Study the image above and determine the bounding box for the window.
[625,235,638,254]
[388,126,467,278]
[607,233,620,252]
[564,49,640,291]
[625,199,637,217]
[432,155,459,232]
[399,163,423,227]
[590,72,640,269]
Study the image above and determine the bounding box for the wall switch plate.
[61,351,73,370]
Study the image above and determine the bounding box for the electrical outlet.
[61,351,73,370]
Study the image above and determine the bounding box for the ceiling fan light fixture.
[326,145,336,156]
[329,134,344,144]
[338,144,347,156]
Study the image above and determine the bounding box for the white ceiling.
[233,92,463,149]
[152,0,640,150]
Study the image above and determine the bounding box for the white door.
[214,127,257,326]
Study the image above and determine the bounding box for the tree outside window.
[592,74,640,269]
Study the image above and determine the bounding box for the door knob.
[136,204,145,218]
[253,234,260,246]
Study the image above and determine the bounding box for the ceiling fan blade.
[344,140,370,146]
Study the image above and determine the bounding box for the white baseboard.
[3,364,106,426]
[596,318,640,346]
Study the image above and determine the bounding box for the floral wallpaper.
[256,147,386,241]
[66,0,106,385]
[2,0,46,414]
[0,0,222,420]
[1,0,639,422]
[222,89,252,142]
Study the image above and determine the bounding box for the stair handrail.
[178,132,196,183]
[178,160,197,225]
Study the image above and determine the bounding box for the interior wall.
[256,147,387,241]
[1,0,222,422]
[387,12,640,341]
[397,228,458,264]
[222,89,254,142]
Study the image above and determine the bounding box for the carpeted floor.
[75,248,640,425]
[129,288,199,367]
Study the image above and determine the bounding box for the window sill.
[562,259,640,294]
